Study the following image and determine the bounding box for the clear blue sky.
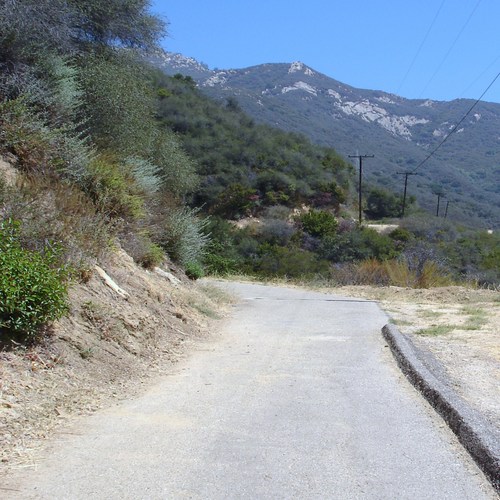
[151,0,500,104]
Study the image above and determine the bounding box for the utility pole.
[444,200,450,219]
[349,154,374,224]
[436,192,445,217]
[397,171,418,218]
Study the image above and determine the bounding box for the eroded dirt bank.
[0,250,230,474]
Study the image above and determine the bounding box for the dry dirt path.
[4,282,496,499]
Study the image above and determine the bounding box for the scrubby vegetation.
[1,1,498,341]
[0,0,198,339]
[0,219,69,340]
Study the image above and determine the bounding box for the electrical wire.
[396,0,446,96]
[418,0,482,99]
[459,52,500,98]
[411,70,500,173]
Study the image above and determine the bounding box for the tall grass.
[329,258,453,288]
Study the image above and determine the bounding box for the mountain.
[150,51,500,228]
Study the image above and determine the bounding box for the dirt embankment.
[0,249,230,474]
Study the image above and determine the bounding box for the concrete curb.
[382,324,500,493]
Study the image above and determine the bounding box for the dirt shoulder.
[336,285,500,431]
[0,249,231,476]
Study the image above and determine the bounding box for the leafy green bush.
[201,217,240,275]
[184,261,205,280]
[387,227,413,251]
[364,188,403,219]
[0,219,69,339]
[212,183,259,219]
[204,251,238,276]
[299,209,338,239]
[138,242,165,269]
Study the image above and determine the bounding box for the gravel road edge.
[382,323,500,493]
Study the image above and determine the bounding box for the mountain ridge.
[150,50,500,228]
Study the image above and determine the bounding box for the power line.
[418,0,483,99]
[459,52,500,98]
[396,0,446,96]
[411,70,500,173]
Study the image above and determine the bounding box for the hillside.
[151,51,500,228]
[151,71,354,215]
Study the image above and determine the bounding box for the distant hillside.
[150,51,500,228]
[152,71,353,216]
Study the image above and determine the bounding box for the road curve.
[6,281,496,499]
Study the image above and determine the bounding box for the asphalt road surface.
[7,281,496,499]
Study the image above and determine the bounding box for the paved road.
[8,282,496,499]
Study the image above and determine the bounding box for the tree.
[78,51,157,154]
[0,0,75,66]
[365,188,403,219]
[67,0,166,49]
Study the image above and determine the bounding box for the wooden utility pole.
[444,200,450,219]
[397,172,418,217]
[349,154,374,224]
[436,192,445,217]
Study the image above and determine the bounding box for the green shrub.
[364,187,403,219]
[319,227,397,263]
[0,219,69,339]
[138,242,165,270]
[184,261,205,280]
[84,155,145,219]
[299,209,338,238]
[252,244,330,278]
[204,252,238,275]
[201,217,240,275]
[212,183,259,219]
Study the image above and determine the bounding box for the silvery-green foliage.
[43,56,83,122]
[152,129,198,197]
[56,129,95,182]
[159,207,210,265]
[125,157,161,195]
[78,52,157,156]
